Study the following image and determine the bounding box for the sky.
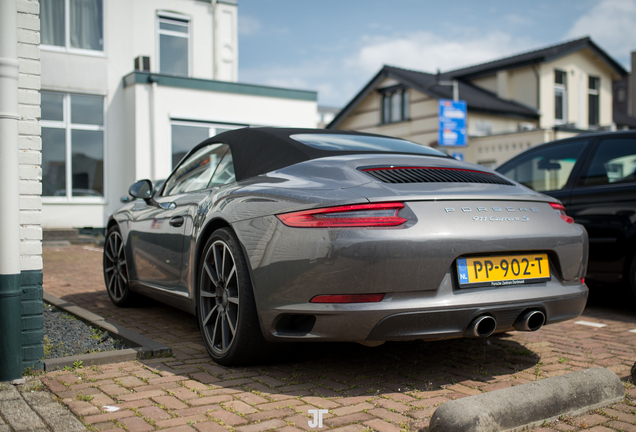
[236,0,636,108]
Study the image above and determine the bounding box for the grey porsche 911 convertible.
[104,128,588,365]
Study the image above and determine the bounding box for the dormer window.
[380,87,409,124]
[158,13,190,76]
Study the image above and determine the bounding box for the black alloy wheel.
[103,226,136,307]
[198,228,269,365]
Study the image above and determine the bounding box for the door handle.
[169,216,184,227]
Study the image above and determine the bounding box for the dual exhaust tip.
[465,310,546,338]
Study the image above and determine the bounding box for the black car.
[497,130,636,298]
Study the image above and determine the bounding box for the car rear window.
[290,134,445,156]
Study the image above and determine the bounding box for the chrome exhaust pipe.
[514,310,546,332]
[464,315,497,338]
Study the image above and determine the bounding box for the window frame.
[554,70,567,125]
[588,76,600,127]
[170,120,239,169]
[40,0,106,57]
[156,11,192,77]
[41,90,107,204]
[380,87,409,124]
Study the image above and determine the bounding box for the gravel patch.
[43,304,130,358]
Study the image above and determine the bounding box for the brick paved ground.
[41,244,636,431]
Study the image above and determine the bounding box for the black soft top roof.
[191,127,447,181]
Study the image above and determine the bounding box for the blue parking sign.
[439,99,467,146]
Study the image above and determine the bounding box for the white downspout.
[149,79,158,180]
[210,0,217,80]
[0,0,22,277]
[0,0,24,381]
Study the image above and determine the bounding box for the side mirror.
[129,179,154,199]
[128,179,176,210]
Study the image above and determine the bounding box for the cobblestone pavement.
[39,244,636,431]
[0,377,85,431]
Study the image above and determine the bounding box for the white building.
[40,0,317,231]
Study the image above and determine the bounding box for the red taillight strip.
[277,202,406,228]
[550,203,566,211]
[310,294,386,303]
[550,203,574,224]
[361,166,493,175]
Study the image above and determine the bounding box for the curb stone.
[429,367,624,432]
[42,292,171,370]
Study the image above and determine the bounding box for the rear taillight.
[310,294,386,303]
[550,203,574,224]
[277,202,406,228]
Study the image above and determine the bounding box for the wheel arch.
[195,218,233,280]
[194,218,262,325]
[106,216,119,232]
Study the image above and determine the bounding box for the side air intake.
[360,166,514,186]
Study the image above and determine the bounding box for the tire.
[197,228,269,365]
[103,226,136,307]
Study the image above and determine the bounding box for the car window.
[497,141,588,192]
[163,143,228,196]
[578,138,636,186]
[209,149,235,186]
[290,134,446,156]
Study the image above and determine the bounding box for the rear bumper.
[259,272,588,342]
[366,291,587,341]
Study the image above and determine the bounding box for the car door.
[173,148,238,295]
[567,134,636,283]
[128,143,229,293]
[496,139,592,204]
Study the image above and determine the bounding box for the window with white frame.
[381,88,409,124]
[474,120,492,136]
[41,91,105,199]
[554,70,567,124]
[588,76,600,127]
[158,13,190,76]
[171,121,238,169]
[40,0,104,52]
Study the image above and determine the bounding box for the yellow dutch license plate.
[456,253,550,288]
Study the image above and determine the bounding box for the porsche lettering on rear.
[445,207,539,213]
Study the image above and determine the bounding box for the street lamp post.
[435,69,459,102]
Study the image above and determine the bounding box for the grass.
[76,394,94,402]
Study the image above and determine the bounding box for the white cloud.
[238,16,261,36]
[565,0,636,65]
[241,30,541,107]
[348,31,537,76]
